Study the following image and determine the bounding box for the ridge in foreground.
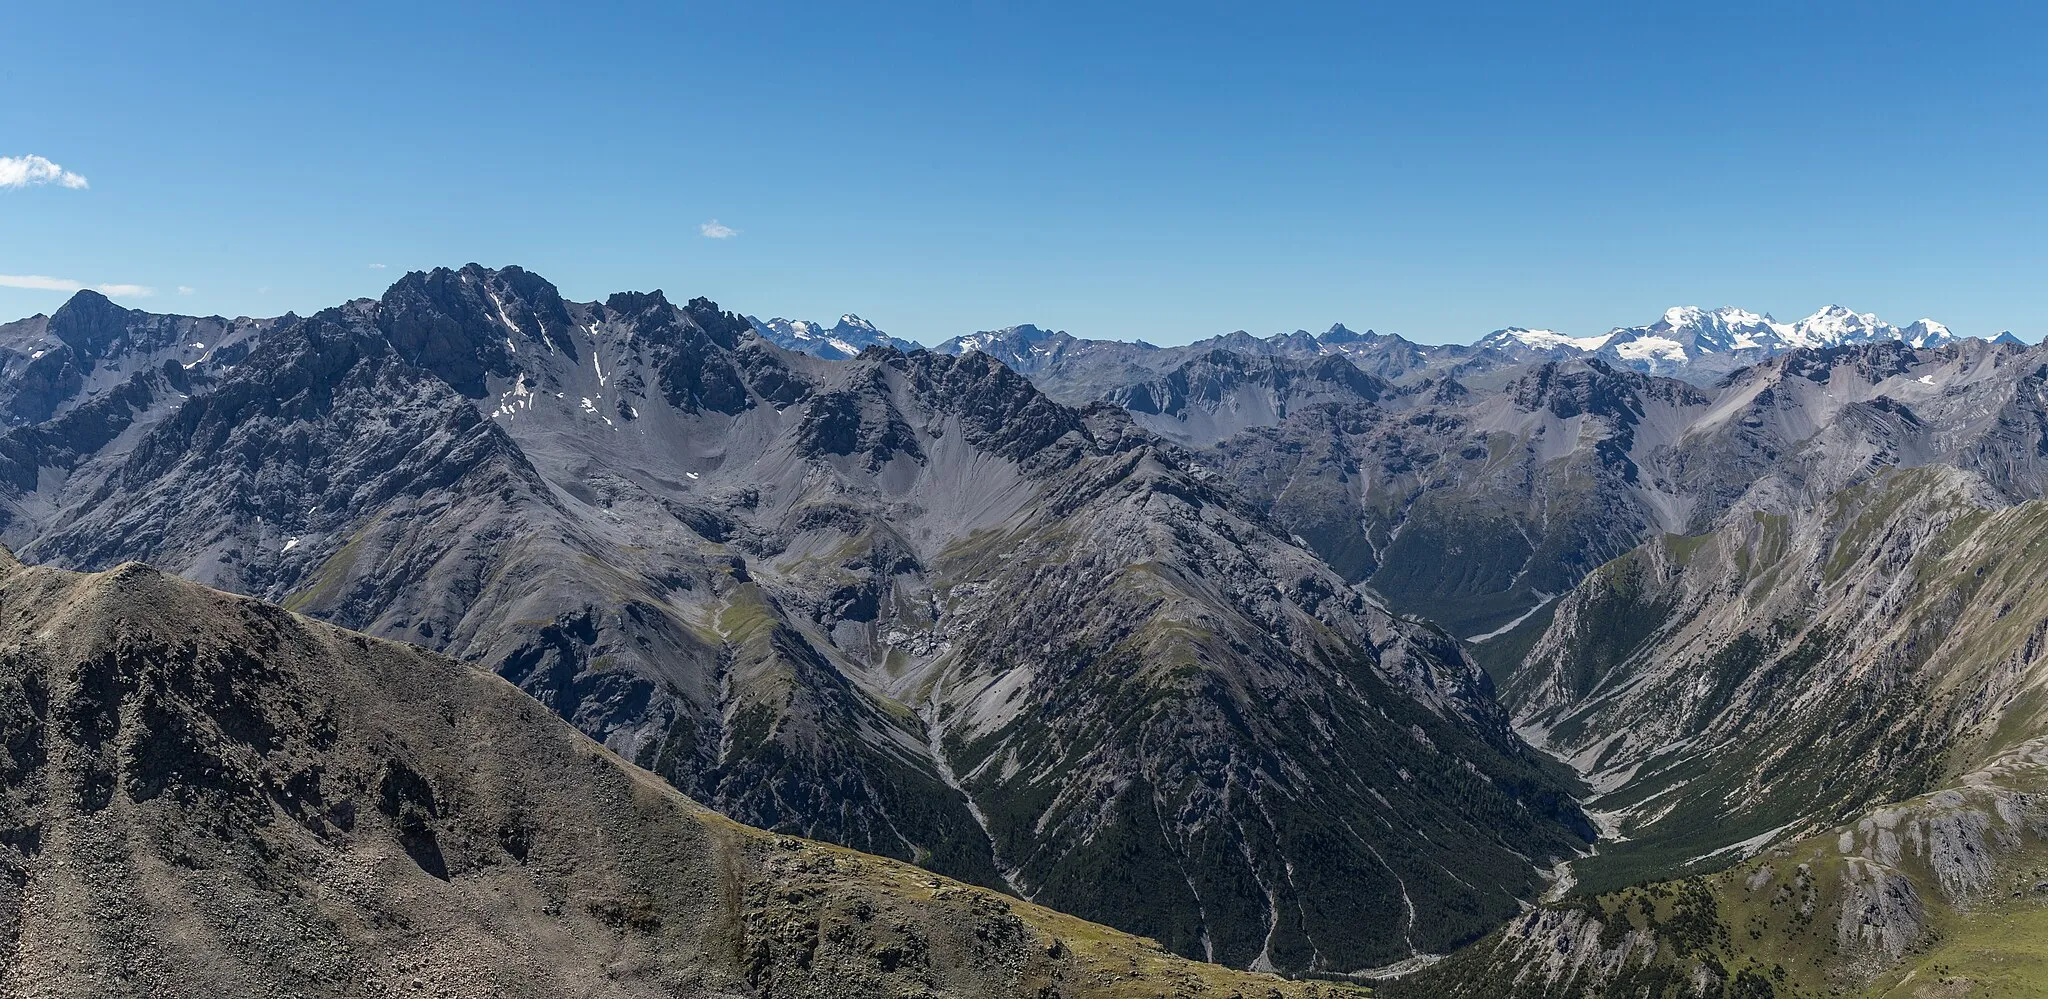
[0,546,1360,998]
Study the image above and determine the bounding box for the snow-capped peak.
[1659,305,1775,330]
[1789,304,1887,347]
[1588,303,1968,375]
[1486,327,1614,352]
[1898,318,1954,348]
[943,324,1054,355]
[1644,305,1792,351]
[748,313,914,360]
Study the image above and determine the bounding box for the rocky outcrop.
[0,291,271,426]
[1105,349,1390,443]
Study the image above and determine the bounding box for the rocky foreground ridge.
[0,545,1364,999]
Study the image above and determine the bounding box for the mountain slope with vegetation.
[0,545,1364,999]
[1389,740,2048,999]
[1509,464,2048,896]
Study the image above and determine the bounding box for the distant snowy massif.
[754,303,2022,385]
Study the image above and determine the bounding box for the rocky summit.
[7,265,2048,997]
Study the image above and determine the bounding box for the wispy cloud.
[0,155,89,190]
[368,263,388,269]
[177,286,195,295]
[700,220,739,239]
[0,274,154,297]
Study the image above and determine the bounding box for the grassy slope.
[1510,469,2048,895]
[1390,761,2048,999]
[1400,466,2048,996]
[0,549,1370,999]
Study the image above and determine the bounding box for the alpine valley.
[6,266,2048,998]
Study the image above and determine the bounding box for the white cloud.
[700,220,739,239]
[0,275,82,292]
[0,155,89,190]
[177,286,195,295]
[368,262,388,269]
[0,274,154,297]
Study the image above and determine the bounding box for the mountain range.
[9,267,2048,996]
[0,268,1590,979]
[924,304,2022,394]
[733,304,2026,392]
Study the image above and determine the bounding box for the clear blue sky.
[4,1,2045,345]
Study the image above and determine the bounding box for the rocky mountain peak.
[1508,358,1644,422]
[1319,322,1371,344]
[374,267,530,396]
[600,288,673,317]
[682,297,752,349]
[1270,329,1321,352]
[48,288,141,361]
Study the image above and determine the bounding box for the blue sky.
[4,1,2045,345]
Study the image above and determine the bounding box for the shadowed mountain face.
[0,548,1366,999]
[0,290,275,425]
[1200,359,1714,640]
[929,343,1727,640]
[0,266,1592,977]
[1103,349,1393,444]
